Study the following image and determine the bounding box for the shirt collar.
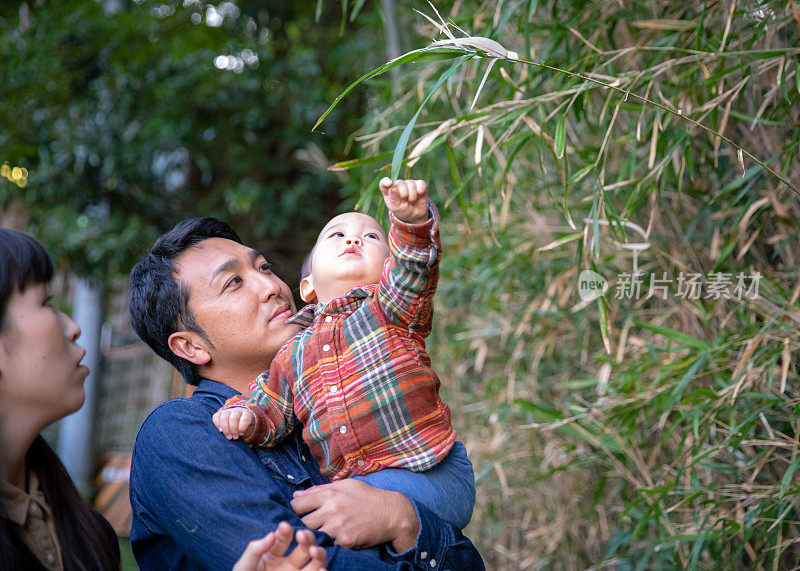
[192,378,241,403]
[0,469,40,526]
[288,285,377,323]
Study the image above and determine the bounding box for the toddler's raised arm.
[375,178,441,336]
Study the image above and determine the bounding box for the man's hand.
[232,521,327,571]
[290,478,419,553]
[213,407,256,440]
[379,178,429,225]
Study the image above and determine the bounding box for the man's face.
[173,237,299,383]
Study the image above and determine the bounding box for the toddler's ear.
[299,276,316,304]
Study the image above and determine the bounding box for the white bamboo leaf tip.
[429,36,517,60]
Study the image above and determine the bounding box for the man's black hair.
[128,217,241,385]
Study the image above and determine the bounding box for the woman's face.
[0,283,89,427]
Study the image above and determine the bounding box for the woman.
[0,228,326,571]
[0,228,120,570]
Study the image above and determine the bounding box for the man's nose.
[256,271,282,301]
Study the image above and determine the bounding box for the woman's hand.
[232,521,327,571]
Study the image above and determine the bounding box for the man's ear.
[167,330,211,366]
[299,276,316,304]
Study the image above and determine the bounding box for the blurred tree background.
[3,0,800,569]
[0,0,385,285]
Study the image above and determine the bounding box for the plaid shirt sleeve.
[219,345,297,447]
[376,200,441,336]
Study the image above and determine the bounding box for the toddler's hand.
[379,178,429,224]
[212,407,256,440]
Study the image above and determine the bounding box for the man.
[127,217,484,570]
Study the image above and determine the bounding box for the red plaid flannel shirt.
[222,202,455,480]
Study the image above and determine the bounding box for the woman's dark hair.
[0,227,54,332]
[0,229,120,570]
[128,217,242,385]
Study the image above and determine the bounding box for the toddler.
[213,178,474,529]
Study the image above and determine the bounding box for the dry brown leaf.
[406,119,456,167]
[631,19,696,30]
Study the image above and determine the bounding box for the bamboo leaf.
[313,49,463,131]
[554,115,566,159]
[662,353,709,411]
[598,295,611,354]
[328,151,393,171]
[339,0,348,36]
[470,58,497,110]
[514,399,586,441]
[571,164,593,183]
[780,457,800,497]
[349,0,366,21]
[635,322,712,350]
[391,58,467,181]
[537,232,583,251]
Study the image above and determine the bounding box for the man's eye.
[259,262,272,272]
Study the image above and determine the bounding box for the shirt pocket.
[254,446,312,488]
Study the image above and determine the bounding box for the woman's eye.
[226,276,243,289]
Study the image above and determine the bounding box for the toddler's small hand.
[212,407,256,440]
[379,178,429,224]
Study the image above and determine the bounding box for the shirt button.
[322,344,330,352]
[357,459,364,467]
[430,559,436,567]
[287,474,295,480]
[46,553,55,564]
[29,503,39,515]
[330,385,338,394]
[339,426,347,434]
[301,455,307,462]
[420,551,428,559]
[325,315,332,323]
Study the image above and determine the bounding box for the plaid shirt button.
[322,344,330,352]
[357,459,364,467]
[330,385,338,394]
[339,426,347,434]
[325,315,332,323]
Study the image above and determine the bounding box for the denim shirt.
[129,379,485,570]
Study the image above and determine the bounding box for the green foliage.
[331,0,800,567]
[0,0,381,283]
